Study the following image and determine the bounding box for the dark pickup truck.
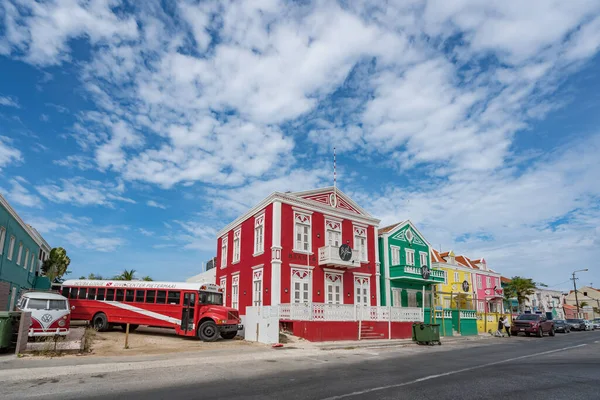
[511,314,555,337]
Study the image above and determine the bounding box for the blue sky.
[1,0,599,289]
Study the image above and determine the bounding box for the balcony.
[389,265,446,283]
[318,245,361,268]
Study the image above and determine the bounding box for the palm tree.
[142,276,153,281]
[505,276,537,312]
[580,301,589,308]
[118,269,137,281]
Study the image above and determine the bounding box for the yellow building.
[431,250,475,309]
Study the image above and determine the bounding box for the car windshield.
[554,320,565,324]
[516,314,540,321]
[566,319,582,323]
[198,291,223,305]
[49,300,67,310]
[26,299,48,310]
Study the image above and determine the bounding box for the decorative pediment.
[391,225,425,246]
[292,188,370,216]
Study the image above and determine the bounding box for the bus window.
[97,288,106,301]
[125,289,134,302]
[70,287,78,299]
[199,292,223,305]
[78,288,87,299]
[106,288,115,301]
[146,290,156,303]
[87,288,96,300]
[61,287,69,297]
[156,290,167,304]
[116,289,125,302]
[167,291,180,305]
[135,290,145,302]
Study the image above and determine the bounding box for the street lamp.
[572,269,588,318]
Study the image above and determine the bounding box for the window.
[454,272,459,283]
[465,273,470,283]
[221,235,228,268]
[135,290,145,302]
[477,275,482,289]
[233,228,241,263]
[254,214,265,254]
[7,236,15,260]
[97,288,106,301]
[61,287,69,297]
[405,249,415,266]
[496,278,500,288]
[116,289,125,302]
[87,288,96,300]
[327,229,341,247]
[69,287,78,299]
[27,299,48,310]
[30,253,36,273]
[220,277,227,306]
[49,300,67,310]
[354,276,370,306]
[294,212,311,252]
[392,288,401,307]
[146,290,156,303]
[198,292,222,305]
[125,289,134,302]
[24,249,30,270]
[253,269,263,306]
[325,273,343,304]
[77,288,87,299]
[156,290,167,304]
[0,226,6,255]
[486,277,491,288]
[106,288,115,301]
[291,268,311,303]
[407,290,417,307]
[391,246,400,266]
[353,226,367,262]
[231,275,239,309]
[16,242,23,265]
[168,291,181,305]
[420,252,428,267]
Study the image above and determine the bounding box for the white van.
[17,292,71,337]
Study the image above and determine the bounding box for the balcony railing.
[279,303,424,322]
[389,265,446,282]
[318,245,361,268]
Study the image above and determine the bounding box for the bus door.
[181,292,196,334]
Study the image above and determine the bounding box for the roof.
[0,193,50,249]
[62,280,222,292]
[563,304,577,310]
[379,224,397,234]
[501,277,511,284]
[22,292,67,300]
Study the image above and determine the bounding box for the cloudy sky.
[1,0,599,288]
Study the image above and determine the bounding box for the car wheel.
[197,320,219,342]
[537,328,543,338]
[92,313,109,332]
[549,327,555,337]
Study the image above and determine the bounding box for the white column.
[270,201,282,306]
[374,226,381,306]
[383,234,391,307]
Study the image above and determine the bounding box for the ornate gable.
[387,221,428,248]
[292,188,368,216]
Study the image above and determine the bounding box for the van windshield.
[49,300,67,310]
[27,299,48,310]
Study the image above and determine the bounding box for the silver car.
[593,319,600,329]
[583,320,594,331]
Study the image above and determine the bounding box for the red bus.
[61,280,242,341]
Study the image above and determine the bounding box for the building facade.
[565,286,600,319]
[215,188,381,319]
[523,288,566,319]
[378,220,445,308]
[0,193,51,311]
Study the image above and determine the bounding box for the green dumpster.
[412,323,442,345]
[0,311,20,351]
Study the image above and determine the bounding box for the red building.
[215,188,381,319]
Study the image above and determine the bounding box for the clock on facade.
[338,244,353,261]
[421,266,431,280]
[462,280,470,292]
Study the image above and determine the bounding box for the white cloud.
[146,200,167,209]
[1,177,42,208]
[53,155,95,170]
[0,95,20,108]
[63,232,124,253]
[138,228,154,237]
[37,177,135,207]
[0,136,22,170]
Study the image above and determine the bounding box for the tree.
[41,247,71,283]
[117,269,136,281]
[580,301,589,308]
[79,273,103,280]
[141,276,153,281]
[504,276,537,312]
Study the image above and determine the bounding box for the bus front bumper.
[219,324,243,333]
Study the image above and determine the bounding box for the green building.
[378,221,445,309]
[0,193,51,311]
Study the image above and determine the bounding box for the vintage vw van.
[17,292,71,337]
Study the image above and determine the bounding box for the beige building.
[564,286,600,319]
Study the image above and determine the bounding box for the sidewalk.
[315,333,495,350]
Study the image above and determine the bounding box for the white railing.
[279,303,424,322]
[460,310,477,319]
[435,310,453,319]
[318,246,361,268]
[402,266,445,280]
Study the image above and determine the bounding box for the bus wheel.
[121,324,139,332]
[220,331,237,340]
[198,320,219,342]
[92,313,109,332]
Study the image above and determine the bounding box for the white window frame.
[232,228,241,264]
[24,249,29,270]
[325,218,342,249]
[254,213,265,256]
[354,274,370,306]
[465,273,470,283]
[220,234,228,268]
[294,211,312,253]
[392,288,402,307]
[291,267,312,304]
[495,277,500,288]
[391,245,400,266]
[407,289,418,307]
[486,276,491,288]
[231,273,239,310]
[252,268,263,307]
[16,242,23,266]
[0,226,6,255]
[477,275,482,289]
[31,253,37,273]
[353,225,368,262]
[220,277,227,307]
[324,270,343,305]
[405,249,415,266]
[419,251,428,267]
[454,272,459,283]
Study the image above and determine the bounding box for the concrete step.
[360,332,386,339]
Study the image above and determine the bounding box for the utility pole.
[572,269,588,318]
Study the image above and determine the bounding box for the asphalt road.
[6,331,600,400]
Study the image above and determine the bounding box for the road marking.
[320,344,587,400]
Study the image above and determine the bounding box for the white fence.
[279,303,423,322]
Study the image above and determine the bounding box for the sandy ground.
[88,326,256,356]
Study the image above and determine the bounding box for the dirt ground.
[88,326,259,357]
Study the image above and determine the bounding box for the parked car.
[592,319,600,329]
[565,318,586,331]
[553,320,571,333]
[511,314,555,337]
[583,320,594,331]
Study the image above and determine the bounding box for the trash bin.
[412,323,441,345]
[0,311,20,351]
